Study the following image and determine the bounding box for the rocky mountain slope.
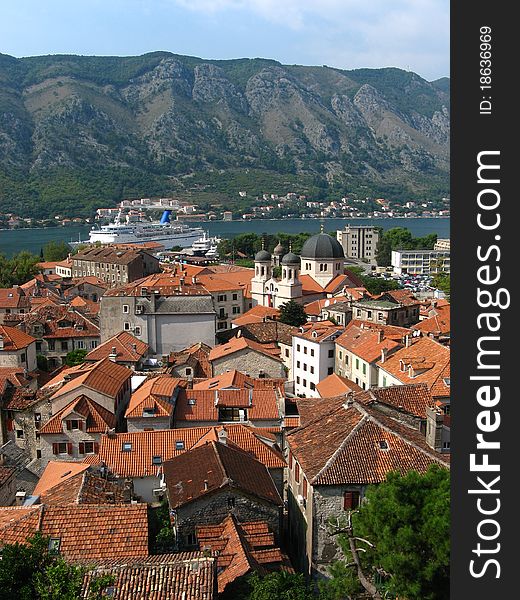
[0,52,449,217]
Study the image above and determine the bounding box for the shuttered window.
[343,491,360,510]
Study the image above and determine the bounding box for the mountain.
[0,52,449,218]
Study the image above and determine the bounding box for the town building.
[286,394,450,577]
[72,247,160,287]
[0,287,30,323]
[434,238,451,251]
[391,249,450,275]
[336,225,380,261]
[0,325,37,372]
[125,376,184,432]
[292,322,344,397]
[163,440,283,549]
[85,330,149,369]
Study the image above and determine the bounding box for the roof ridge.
[311,405,367,484]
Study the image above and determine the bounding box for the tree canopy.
[322,466,450,600]
[42,241,72,262]
[278,300,307,327]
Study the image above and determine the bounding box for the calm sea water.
[0,217,450,257]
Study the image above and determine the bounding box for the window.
[79,441,96,454]
[134,326,141,336]
[327,367,333,375]
[443,441,451,450]
[296,361,300,368]
[175,440,185,450]
[288,450,293,469]
[355,358,359,369]
[232,306,240,314]
[379,440,389,450]
[152,456,162,466]
[343,491,360,510]
[185,532,197,546]
[303,478,308,499]
[297,344,301,352]
[217,322,228,330]
[339,351,343,360]
[122,442,132,452]
[227,497,236,508]
[52,442,70,455]
[310,366,314,374]
[302,379,307,387]
[310,382,316,391]
[362,363,366,375]
[285,349,289,358]
[328,349,334,358]
[219,407,246,422]
[48,538,61,556]
[48,341,55,351]
[296,376,300,384]
[304,347,307,354]
[16,430,24,439]
[303,364,307,372]
[66,420,82,431]
[123,305,129,313]
[295,462,300,483]
[217,294,227,302]
[76,340,85,349]
[232,293,238,301]
[61,341,69,351]
[90,340,98,349]
[310,349,314,357]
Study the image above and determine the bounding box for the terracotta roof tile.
[81,556,216,600]
[232,305,279,326]
[0,324,36,350]
[86,331,148,363]
[363,383,435,419]
[33,461,90,497]
[412,304,451,336]
[125,375,182,419]
[287,398,449,485]
[208,337,283,362]
[0,504,149,562]
[89,425,285,478]
[316,373,363,398]
[40,395,116,434]
[163,441,282,509]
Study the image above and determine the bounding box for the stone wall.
[175,488,281,549]
[212,349,285,378]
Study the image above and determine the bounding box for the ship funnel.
[160,210,172,224]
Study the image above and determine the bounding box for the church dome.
[281,252,301,265]
[273,241,285,255]
[300,233,344,259]
[254,249,271,262]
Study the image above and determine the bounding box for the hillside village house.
[286,392,450,578]
[0,325,37,372]
[0,287,30,324]
[85,330,149,369]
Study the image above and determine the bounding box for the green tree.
[34,559,85,600]
[37,354,49,372]
[42,241,72,262]
[64,349,88,366]
[431,273,450,299]
[249,571,313,600]
[278,300,307,327]
[323,466,450,600]
[0,251,40,287]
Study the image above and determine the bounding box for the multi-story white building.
[391,250,450,275]
[292,322,344,397]
[336,225,379,261]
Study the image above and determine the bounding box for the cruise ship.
[76,210,205,248]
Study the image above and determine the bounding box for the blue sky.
[0,0,449,80]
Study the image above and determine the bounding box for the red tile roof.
[50,358,132,400]
[363,383,435,419]
[208,336,282,362]
[197,515,287,593]
[163,441,282,508]
[86,331,149,364]
[0,287,30,310]
[232,305,279,326]
[40,395,116,434]
[33,461,89,497]
[0,504,149,561]
[377,337,450,397]
[303,296,349,317]
[0,324,36,350]
[412,304,451,336]
[287,397,449,486]
[316,373,363,398]
[81,556,216,600]
[125,375,183,419]
[86,425,285,478]
[293,321,344,343]
[175,388,281,423]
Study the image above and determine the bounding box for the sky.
[0,0,449,81]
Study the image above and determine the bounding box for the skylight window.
[152,455,162,465]
[122,442,132,452]
[188,399,196,405]
[175,440,185,450]
[443,377,451,386]
[48,538,61,555]
[379,440,389,450]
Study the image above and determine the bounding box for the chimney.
[377,329,384,343]
[109,347,118,362]
[15,491,27,506]
[203,480,209,491]
[218,428,228,445]
[425,406,444,452]
[405,335,411,348]
[249,388,253,407]
[343,391,355,408]
[131,343,137,353]
[381,347,388,363]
